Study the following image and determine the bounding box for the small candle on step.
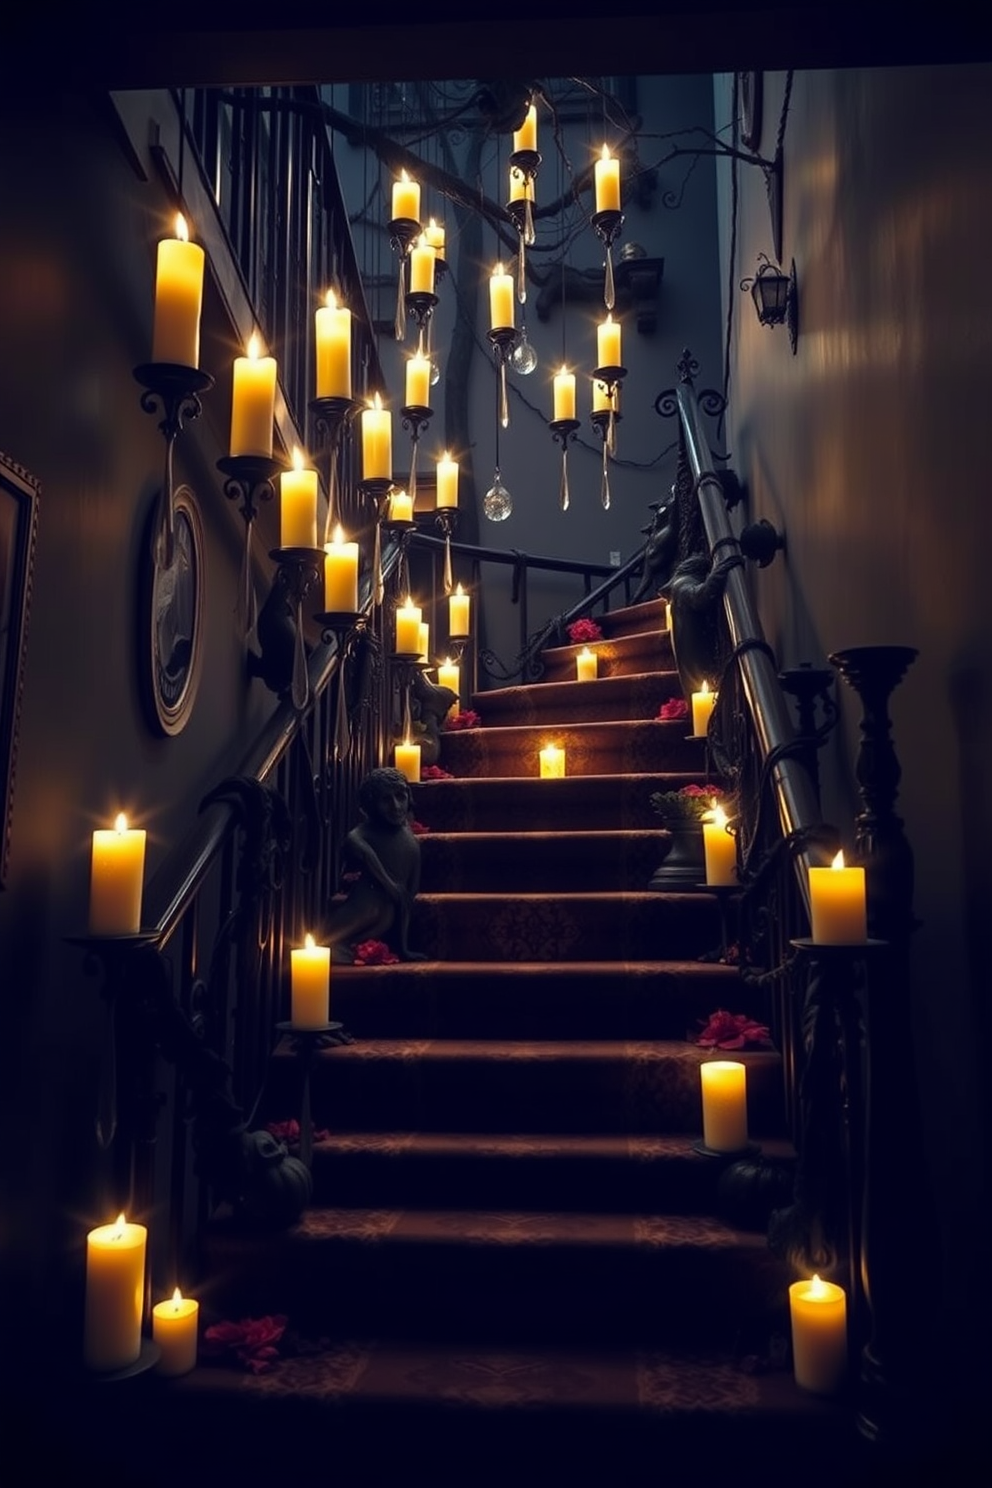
[699,1060,748,1152]
[395,739,421,783]
[539,743,566,778]
[290,933,330,1028]
[808,851,867,945]
[691,680,716,736]
[789,1275,848,1395]
[153,1288,199,1377]
[702,804,737,885]
[576,647,598,682]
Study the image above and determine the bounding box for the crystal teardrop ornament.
[484,471,513,522]
[511,329,537,375]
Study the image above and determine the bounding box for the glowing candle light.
[90,813,146,935]
[391,169,420,224]
[323,526,359,613]
[361,393,392,481]
[230,334,276,458]
[418,621,430,663]
[424,218,446,254]
[789,1275,848,1395]
[405,351,431,410]
[152,1288,199,1377]
[691,681,716,736]
[665,601,673,632]
[389,488,413,524]
[449,583,470,637]
[513,103,538,154]
[592,378,617,414]
[576,647,598,682]
[539,743,566,778]
[594,143,621,213]
[395,739,421,783]
[395,596,422,655]
[409,235,436,297]
[152,213,205,368]
[489,262,514,331]
[700,1060,748,1153]
[702,804,737,886]
[83,1214,147,1372]
[280,447,318,549]
[315,289,352,399]
[553,366,576,422]
[509,167,535,203]
[436,452,459,508]
[597,312,622,370]
[438,657,460,708]
[290,933,330,1029]
[809,851,867,945]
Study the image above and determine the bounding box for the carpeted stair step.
[538,625,673,683]
[439,717,703,777]
[200,1202,792,1348]
[412,771,704,832]
[418,828,673,892]
[472,671,683,727]
[291,1130,796,1214]
[597,595,670,638]
[266,1038,785,1137]
[409,889,723,962]
[327,959,744,1040]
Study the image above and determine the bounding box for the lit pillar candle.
[418,621,430,663]
[513,103,537,154]
[539,743,566,778]
[391,170,420,224]
[449,583,470,636]
[323,526,359,612]
[665,600,673,632]
[389,488,413,523]
[592,378,617,414]
[700,1060,748,1153]
[703,805,737,886]
[280,447,318,549]
[436,452,459,508]
[553,367,576,422]
[809,851,867,944]
[152,214,205,368]
[90,813,146,935]
[576,647,598,682]
[315,289,352,399]
[594,144,621,213]
[438,657,460,705]
[405,352,431,410]
[409,236,436,296]
[789,1275,848,1395]
[395,739,421,783]
[489,263,514,331]
[691,680,716,736]
[230,334,276,458]
[83,1215,147,1372]
[153,1288,199,1377]
[509,167,535,204]
[597,313,622,370]
[424,218,446,255]
[290,933,330,1028]
[361,394,392,481]
[395,596,422,654]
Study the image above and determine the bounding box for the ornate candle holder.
[590,365,626,509]
[508,148,541,302]
[549,417,581,513]
[434,506,459,593]
[404,291,439,357]
[390,651,428,743]
[400,403,433,507]
[267,545,325,712]
[134,362,214,569]
[314,609,367,762]
[217,453,284,637]
[275,1020,346,1170]
[591,207,625,312]
[388,216,422,342]
[488,327,519,431]
[359,476,395,608]
[310,394,361,542]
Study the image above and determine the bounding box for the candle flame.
[113,812,128,834]
[172,1287,183,1308]
[332,524,345,545]
[455,582,465,597]
[399,169,411,183]
[304,932,315,951]
[831,851,846,870]
[325,288,337,308]
[444,656,453,667]
[602,312,614,327]
[247,333,260,360]
[559,364,569,377]
[711,805,728,829]
[291,446,304,472]
[114,1213,126,1236]
[429,217,438,231]
[699,680,710,697]
[371,391,382,411]
[493,262,505,278]
[809,1273,827,1298]
[600,143,612,161]
[579,647,593,659]
[174,213,189,242]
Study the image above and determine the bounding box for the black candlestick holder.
[359,476,395,609]
[590,367,626,509]
[276,1020,345,1169]
[388,216,422,341]
[434,507,459,593]
[135,363,214,570]
[267,545,325,712]
[314,610,367,761]
[488,327,519,430]
[217,453,284,637]
[310,395,361,541]
[404,291,438,354]
[591,207,625,311]
[400,403,433,506]
[549,417,580,513]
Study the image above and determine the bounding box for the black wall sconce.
[742,254,798,355]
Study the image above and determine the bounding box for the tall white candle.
[700,1060,748,1152]
[409,236,436,296]
[280,447,318,549]
[290,933,330,1028]
[90,813,146,935]
[539,744,566,778]
[315,289,352,399]
[703,805,737,886]
[152,214,205,368]
[438,657,460,706]
[395,739,421,783]
[323,526,359,612]
[436,452,459,508]
[809,852,867,944]
[789,1275,848,1395]
[405,352,431,410]
[83,1215,147,1372]
[395,597,422,655]
[553,367,576,422]
[691,681,716,736]
[392,170,420,223]
[389,489,413,524]
[597,313,622,370]
[230,334,276,458]
[361,394,392,481]
[576,647,598,682]
[449,583,470,637]
[594,144,621,212]
[513,103,538,154]
[490,263,514,331]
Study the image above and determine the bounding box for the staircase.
[73,597,863,1486]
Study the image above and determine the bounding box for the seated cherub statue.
[323,766,424,964]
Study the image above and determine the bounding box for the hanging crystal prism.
[517,236,527,304]
[499,358,510,429]
[394,256,406,341]
[443,530,454,593]
[484,469,513,522]
[604,244,616,312]
[601,438,612,511]
[373,518,384,607]
[559,445,570,512]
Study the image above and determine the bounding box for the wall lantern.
[742,254,798,355]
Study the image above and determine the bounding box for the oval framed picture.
[142,485,204,736]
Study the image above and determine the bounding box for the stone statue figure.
[410,669,459,766]
[324,767,424,963]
